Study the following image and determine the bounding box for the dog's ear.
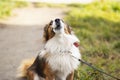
[28,56,46,78]
[43,21,55,42]
[43,24,49,42]
[66,24,72,34]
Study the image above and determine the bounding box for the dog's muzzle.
[55,18,61,30]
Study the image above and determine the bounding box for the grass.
[33,2,66,8]
[0,0,29,18]
[65,1,120,80]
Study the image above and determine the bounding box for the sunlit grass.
[33,2,66,8]
[0,0,29,18]
[65,1,120,80]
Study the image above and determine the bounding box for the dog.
[17,18,81,80]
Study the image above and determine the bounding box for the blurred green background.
[65,1,120,80]
[0,0,120,80]
[0,0,28,18]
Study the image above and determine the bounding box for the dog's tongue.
[73,42,79,47]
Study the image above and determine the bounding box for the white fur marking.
[38,49,47,57]
[34,74,45,80]
[34,74,39,80]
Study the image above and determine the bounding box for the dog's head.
[43,18,72,42]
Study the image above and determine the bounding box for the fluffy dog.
[17,18,81,80]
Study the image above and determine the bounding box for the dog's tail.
[17,58,35,78]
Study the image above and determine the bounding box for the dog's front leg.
[66,71,74,80]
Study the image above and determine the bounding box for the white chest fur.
[45,34,81,79]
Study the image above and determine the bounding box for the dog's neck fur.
[45,34,73,54]
[44,33,81,80]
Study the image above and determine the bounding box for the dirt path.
[0,7,66,80]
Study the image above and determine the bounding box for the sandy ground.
[0,7,65,80]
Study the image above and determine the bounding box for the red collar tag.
[73,42,79,47]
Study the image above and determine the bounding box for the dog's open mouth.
[55,25,61,30]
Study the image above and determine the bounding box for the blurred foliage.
[33,2,66,8]
[65,1,120,80]
[0,0,29,18]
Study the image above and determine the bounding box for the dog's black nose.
[55,18,61,30]
[55,18,60,23]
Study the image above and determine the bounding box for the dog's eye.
[49,21,53,25]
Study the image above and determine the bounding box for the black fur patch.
[28,56,46,78]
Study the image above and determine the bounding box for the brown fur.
[66,72,74,80]
[27,71,34,80]
[43,24,55,42]
[17,58,35,78]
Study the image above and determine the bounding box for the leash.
[72,55,120,80]
[38,45,120,80]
